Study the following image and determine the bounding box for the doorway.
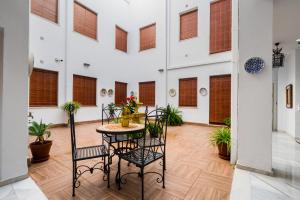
[209,74,231,124]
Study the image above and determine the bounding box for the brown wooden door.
[209,75,231,124]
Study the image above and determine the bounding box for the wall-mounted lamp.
[272,43,285,68]
[158,69,164,73]
[55,58,63,63]
[83,63,90,68]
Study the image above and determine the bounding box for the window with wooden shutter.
[73,75,97,106]
[115,81,127,105]
[139,81,155,106]
[140,23,156,51]
[179,78,197,107]
[210,0,232,54]
[74,1,97,40]
[115,26,128,53]
[30,68,58,107]
[180,9,198,40]
[31,0,58,23]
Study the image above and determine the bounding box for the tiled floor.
[230,132,300,200]
[28,123,234,200]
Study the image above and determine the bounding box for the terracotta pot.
[217,143,230,160]
[29,140,52,163]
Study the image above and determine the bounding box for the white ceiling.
[273,0,300,50]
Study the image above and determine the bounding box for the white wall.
[0,0,29,182]
[30,0,132,124]
[237,0,273,173]
[167,63,231,123]
[30,0,233,125]
[295,50,300,140]
[277,50,296,136]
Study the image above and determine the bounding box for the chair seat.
[75,145,108,161]
[120,148,163,167]
[103,134,129,144]
[137,137,164,147]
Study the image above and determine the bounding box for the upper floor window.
[140,23,156,51]
[31,0,58,23]
[179,78,197,107]
[180,9,198,40]
[115,26,128,53]
[73,75,97,106]
[74,1,97,40]
[30,68,58,107]
[139,81,155,106]
[210,0,232,54]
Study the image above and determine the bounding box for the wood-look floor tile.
[29,123,233,200]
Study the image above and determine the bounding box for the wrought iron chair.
[117,105,170,200]
[69,105,109,197]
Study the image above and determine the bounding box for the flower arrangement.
[122,95,138,114]
[121,96,139,127]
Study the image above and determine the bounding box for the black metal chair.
[101,104,128,144]
[69,105,110,197]
[117,106,170,200]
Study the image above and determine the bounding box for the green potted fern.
[62,101,81,125]
[210,127,231,160]
[147,123,162,138]
[163,106,183,126]
[29,121,52,163]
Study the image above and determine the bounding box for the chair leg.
[107,156,110,188]
[163,156,165,188]
[118,157,121,190]
[72,161,76,196]
[141,167,144,200]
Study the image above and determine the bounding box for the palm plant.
[28,121,51,144]
[210,127,231,153]
[62,101,81,125]
[163,106,183,126]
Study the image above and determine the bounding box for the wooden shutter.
[210,0,232,54]
[115,26,128,52]
[30,68,58,107]
[74,2,97,40]
[31,0,58,23]
[179,78,197,107]
[139,81,155,106]
[140,23,156,51]
[73,75,97,106]
[180,9,198,40]
[209,75,231,124]
[115,82,127,105]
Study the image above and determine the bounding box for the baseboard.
[50,119,101,128]
[0,174,28,187]
[236,163,274,176]
[183,121,225,128]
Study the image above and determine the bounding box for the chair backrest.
[69,105,77,161]
[140,105,170,164]
[101,104,122,125]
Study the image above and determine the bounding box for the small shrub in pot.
[29,121,52,163]
[209,127,231,160]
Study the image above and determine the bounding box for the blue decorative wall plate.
[244,57,265,74]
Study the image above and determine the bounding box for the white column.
[236,0,273,173]
[294,49,300,140]
[0,0,29,183]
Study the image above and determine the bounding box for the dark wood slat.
[209,75,231,124]
[179,78,197,107]
[139,81,155,106]
[73,75,97,106]
[180,9,198,40]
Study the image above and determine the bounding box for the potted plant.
[163,106,183,126]
[62,101,81,125]
[210,127,231,160]
[147,123,162,138]
[224,117,231,127]
[29,121,52,163]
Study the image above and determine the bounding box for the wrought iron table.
[96,123,145,184]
